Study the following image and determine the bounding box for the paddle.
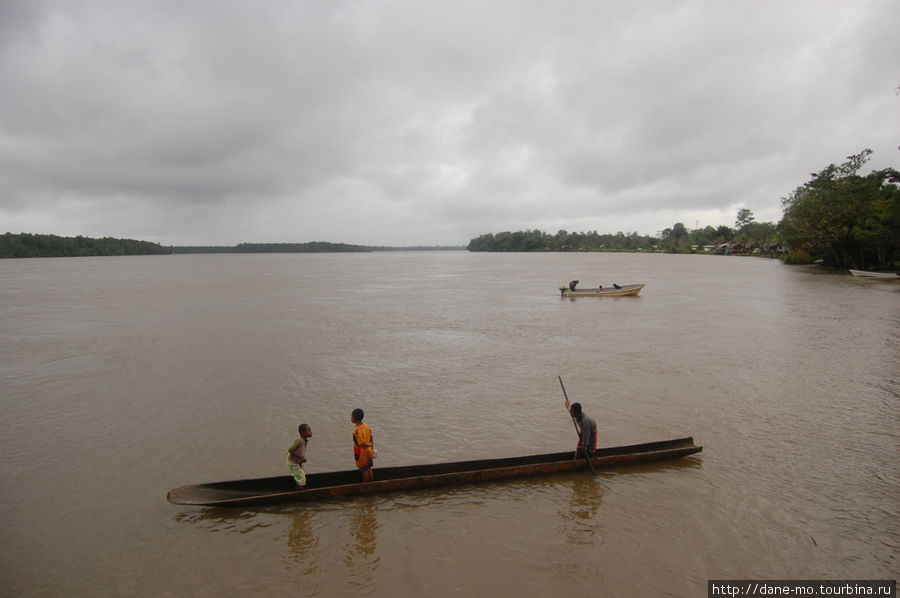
[558,376,598,476]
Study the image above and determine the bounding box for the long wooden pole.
[558,376,598,476]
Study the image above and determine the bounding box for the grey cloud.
[1,0,897,245]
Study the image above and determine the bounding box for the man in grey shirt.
[569,402,597,456]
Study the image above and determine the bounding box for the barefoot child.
[351,409,375,482]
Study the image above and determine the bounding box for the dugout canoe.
[167,436,701,507]
[559,283,645,297]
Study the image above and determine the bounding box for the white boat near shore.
[559,283,645,297]
[849,269,899,278]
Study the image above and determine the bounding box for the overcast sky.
[1,0,898,246]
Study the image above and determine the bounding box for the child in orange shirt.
[351,408,375,482]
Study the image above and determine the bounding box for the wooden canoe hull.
[559,283,645,297]
[167,437,701,507]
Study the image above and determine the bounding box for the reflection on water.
[284,510,319,577]
[348,502,378,558]
[172,507,270,534]
[603,456,705,478]
[344,500,380,589]
[556,472,605,548]
[567,474,604,519]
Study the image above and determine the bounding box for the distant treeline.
[0,233,171,258]
[172,243,464,253]
[465,224,780,253]
[467,230,658,252]
[1,235,465,258]
[172,242,371,253]
[370,245,465,251]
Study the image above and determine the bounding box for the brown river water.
[1,252,897,597]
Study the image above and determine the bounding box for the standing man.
[287,423,313,488]
[568,402,597,457]
[351,408,375,482]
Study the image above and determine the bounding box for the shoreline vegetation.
[0,233,172,258]
[171,243,465,253]
[0,231,780,259]
[0,233,464,258]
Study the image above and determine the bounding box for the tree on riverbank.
[466,215,780,253]
[780,150,900,269]
[466,229,657,252]
[0,233,171,258]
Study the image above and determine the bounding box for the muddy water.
[1,252,896,596]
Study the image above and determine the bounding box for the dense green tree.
[466,229,659,252]
[465,221,787,254]
[716,225,735,242]
[735,208,755,229]
[780,149,900,268]
[0,233,171,258]
[660,222,690,252]
[690,226,717,247]
[689,224,737,247]
[734,222,779,254]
